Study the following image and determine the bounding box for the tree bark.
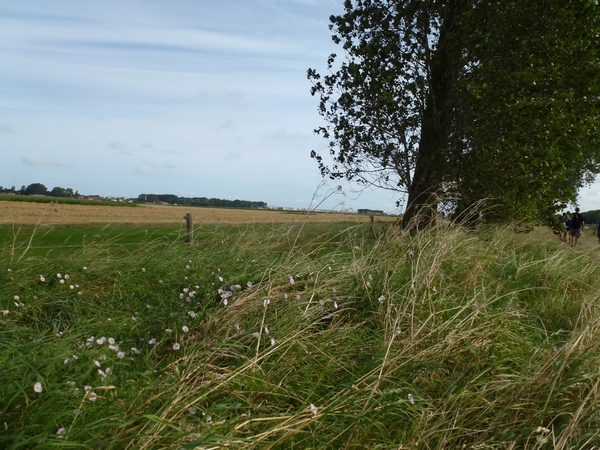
[401,2,467,231]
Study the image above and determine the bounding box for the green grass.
[1,221,600,448]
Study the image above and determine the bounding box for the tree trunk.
[401,2,467,231]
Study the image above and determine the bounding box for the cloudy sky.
[1,1,599,213]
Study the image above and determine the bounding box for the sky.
[1,1,599,214]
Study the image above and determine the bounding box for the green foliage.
[0,195,137,207]
[309,0,600,227]
[138,194,267,209]
[2,222,600,448]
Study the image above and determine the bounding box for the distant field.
[0,201,397,225]
[0,194,137,207]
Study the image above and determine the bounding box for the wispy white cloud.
[21,152,74,167]
[0,123,15,134]
[261,129,309,142]
[135,165,156,175]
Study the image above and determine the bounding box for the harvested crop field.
[0,201,397,225]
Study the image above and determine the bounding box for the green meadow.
[2,221,600,449]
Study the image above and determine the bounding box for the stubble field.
[0,201,396,225]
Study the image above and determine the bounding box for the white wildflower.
[131,347,140,355]
[108,338,115,345]
[57,273,62,279]
[34,382,43,393]
[117,351,126,359]
[289,276,295,285]
[247,281,253,288]
[188,311,197,319]
[172,343,180,351]
[187,406,197,415]
[270,338,276,346]
[88,392,98,402]
[13,295,19,301]
[148,338,157,345]
[56,427,66,435]
[408,393,414,405]
[141,268,146,272]
[378,295,385,303]
[60,279,65,284]
[264,325,269,334]
[182,325,189,333]
[96,337,106,345]
[263,298,270,307]
[309,403,318,415]
[93,360,101,368]
[40,275,45,282]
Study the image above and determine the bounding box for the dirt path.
[0,201,396,225]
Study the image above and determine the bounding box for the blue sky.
[1,1,599,213]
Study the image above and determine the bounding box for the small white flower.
[223,299,228,306]
[188,311,197,319]
[182,325,189,333]
[179,293,184,299]
[247,281,253,288]
[40,275,45,282]
[117,351,126,359]
[57,273,62,279]
[187,406,197,415]
[378,295,385,303]
[96,337,106,345]
[88,392,98,402]
[108,344,119,351]
[172,343,180,351]
[108,338,115,345]
[34,382,43,393]
[130,347,140,355]
[366,281,371,288]
[57,427,66,435]
[64,358,71,364]
[105,367,111,374]
[284,293,288,299]
[218,276,224,282]
[148,338,157,345]
[13,295,19,301]
[165,328,173,333]
[78,291,84,296]
[83,266,88,270]
[83,385,92,391]
[334,301,338,309]
[98,369,107,379]
[408,393,414,405]
[64,274,69,280]
[60,279,65,284]
[270,338,276,346]
[1,310,8,315]
[94,360,101,367]
[535,426,551,434]
[263,298,270,307]
[7,268,12,272]
[289,276,295,285]
[186,265,190,269]
[69,285,75,289]
[141,268,146,272]
[264,325,269,334]
[433,286,438,294]
[309,403,318,415]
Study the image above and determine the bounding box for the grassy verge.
[1,221,600,448]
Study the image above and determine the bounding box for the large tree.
[308,0,600,229]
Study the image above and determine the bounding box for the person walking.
[569,207,585,247]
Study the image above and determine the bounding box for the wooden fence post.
[370,215,376,238]
[184,213,194,246]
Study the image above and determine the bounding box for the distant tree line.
[0,183,79,198]
[137,194,267,209]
